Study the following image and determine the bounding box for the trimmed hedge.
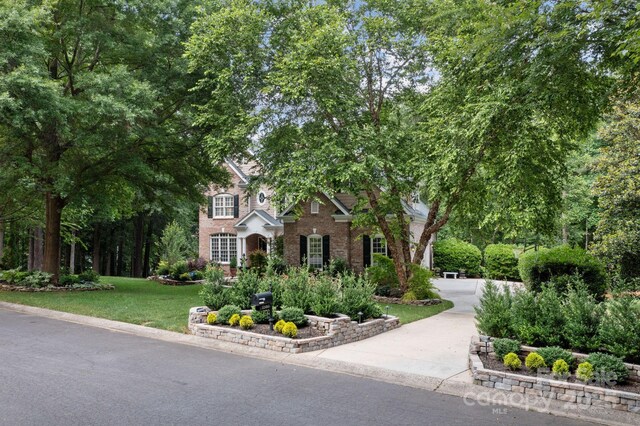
[433,238,481,276]
[484,244,519,281]
[518,246,606,299]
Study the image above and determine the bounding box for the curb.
[0,301,632,425]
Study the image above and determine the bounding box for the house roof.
[278,192,351,218]
[234,209,282,228]
[225,158,249,184]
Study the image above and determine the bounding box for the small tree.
[157,221,193,267]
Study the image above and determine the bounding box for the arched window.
[211,233,237,264]
[213,194,234,218]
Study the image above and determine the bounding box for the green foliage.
[228,313,241,326]
[503,353,522,371]
[280,267,313,313]
[518,246,606,299]
[433,239,482,276]
[258,275,283,310]
[484,245,519,281]
[170,260,190,281]
[525,353,546,372]
[598,297,640,363]
[250,309,270,325]
[366,254,400,297]
[552,359,570,379]
[576,362,594,383]
[228,269,261,309]
[474,281,513,338]
[59,274,81,287]
[216,305,241,325]
[206,312,217,325]
[281,322,297,338]
[340,273,382,321]
[248,249,268,274]
[274,319,286,333]
[563,280,602,352]
[157,221,194,268]
[201,281,230,311]
[586,353,629,384]
[239,315,254,330]
[493,338,520,360]
[510,285,566,347]
[278,307,307,327]
[407,264,439,300]
[327,257,350,277]
[0,269,52,288]
[310,276,341,317]
[509,288,541,345]
[536,347,575,370]
[179,273,191,281]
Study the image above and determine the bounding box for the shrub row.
[476,279,640,363]
[0,269,100,288]
[200,265,382,321]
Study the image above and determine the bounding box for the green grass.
[0,277,453,331]
[380,300,454,324]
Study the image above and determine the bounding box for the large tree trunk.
[116,231,124,276]
[92,224,101,273]
[43,193,64,283]
[69,231,76,274]
[33,227,44,270]
[142,218,153,278]
[131,214,145,278]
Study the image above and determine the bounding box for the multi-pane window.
[371,236,387,264]
[310,200,320,214]
[211,233,237,263]
[308,235,323,270]
[214,194,234,217]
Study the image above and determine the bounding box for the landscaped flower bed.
[469,337,640,414]
[149,275,204,286]
[189,307,400,353]
[0,269,113,292]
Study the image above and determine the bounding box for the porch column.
[237,237,245,265]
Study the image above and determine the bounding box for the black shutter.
[233,194,239,218]
[363,235,371,267]
[322,235,330,266]
[299,235,307,265]
[207,196,213,218]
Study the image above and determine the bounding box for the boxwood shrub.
[483,244,519,281]
[433,238,482,276]
[518,246,606,299]
[586,352,629,384]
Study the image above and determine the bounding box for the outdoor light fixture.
[385,305,390,318]
[358,311,363,324]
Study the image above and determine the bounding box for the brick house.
[278,192,433,274]
[199,160,433,275]
[198,158,282,274]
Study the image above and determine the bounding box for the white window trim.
[257,191,267,206]
[371,235,387,265]
[210,233,237,264]
[310,200,320,214]
[213,194,234,218]
[307,234,323,270]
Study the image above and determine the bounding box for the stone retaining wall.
[189,307,400,353]
[372,296,442,306]
[469,338,640,414]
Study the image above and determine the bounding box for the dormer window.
[311,200,320,214]
[214,194,234,218]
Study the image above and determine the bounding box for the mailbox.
[251,292,273,311]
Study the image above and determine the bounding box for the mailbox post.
[251,290,274,330]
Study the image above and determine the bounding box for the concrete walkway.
[304,278,484,382]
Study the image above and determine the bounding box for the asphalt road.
[0,308,593,426]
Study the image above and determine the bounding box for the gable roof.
[234,209,282,229]
[278,192,351,218]
[225,158,249,184]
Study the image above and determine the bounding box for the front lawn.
[0,277,453,332]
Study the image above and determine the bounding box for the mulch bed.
[372,295,442,306]
[211,323,326,339]
[483,355,640,394]
[0,283,115,292]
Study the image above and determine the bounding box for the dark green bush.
[78,269,100,283]
[510,288,541,345]
[258,275,283,310]
[0,269,30,285]
[228,269,261,309]
[170,260,190,280]
[366,254,399,294]
[250,308,270,324]
[536,346,575,369]
[484,244,519,280]
[518,246,606,299]
[407,264,439,300]
[310,276,340,317]
[474,281,514,338]
[216,305,242,325]
[280,267,313,313]
[278,307,307,327]
[433,238,482,276]
[586,352,629,384]
[327,257,350,277]
[155,260,170,276]
[510,284,565,347]
[59,274,81,287]
[248,249,268,274]
[200,267,230,310]
[340,273,382,320]
[563,279,602,352]
[598,297,640,363]
[493,338,520,360]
